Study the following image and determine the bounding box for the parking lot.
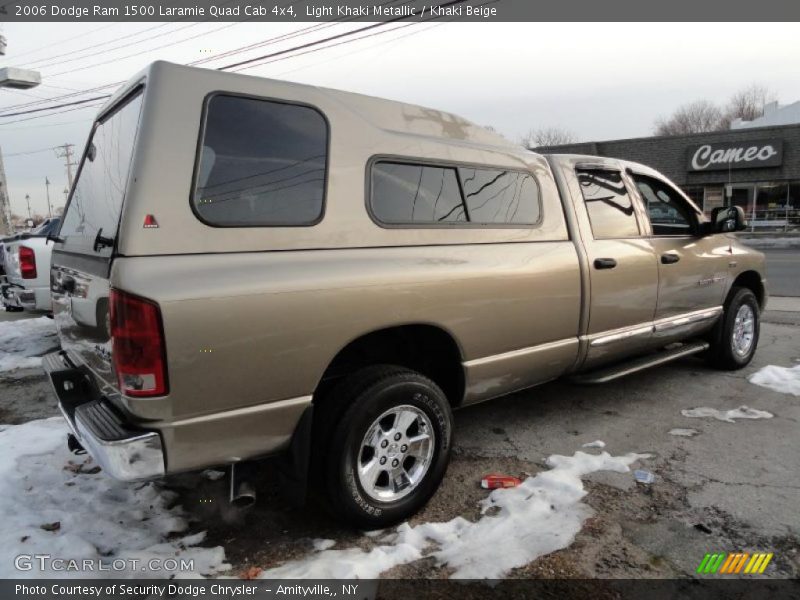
[1,254,798,580]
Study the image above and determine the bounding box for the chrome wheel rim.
[732,304,755,357]
[357,404,435,503]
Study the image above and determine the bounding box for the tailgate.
[51,89,144,392]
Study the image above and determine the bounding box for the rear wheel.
[314,365,452,529]
[707,287,760,370]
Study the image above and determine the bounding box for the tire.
[707,287,760,370]
[314,365,453,529]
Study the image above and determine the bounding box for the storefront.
[538,123,800,229]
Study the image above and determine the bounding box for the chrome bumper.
[1,281,23,308]
[42,351,165,481]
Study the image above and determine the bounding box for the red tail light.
[110,289,168,397]
[19,246,37,279]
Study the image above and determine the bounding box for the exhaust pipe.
[229,464,256,509]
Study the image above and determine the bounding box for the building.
[537,123,800,229]
[732,100,800,129]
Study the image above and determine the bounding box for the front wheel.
[315,365,453,529]
[707,287,760,370]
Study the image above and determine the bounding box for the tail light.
[110,289,168,397]
[19,246,36,279]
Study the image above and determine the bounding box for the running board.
[571,341,710,385]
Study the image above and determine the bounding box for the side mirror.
[710,206,747,233]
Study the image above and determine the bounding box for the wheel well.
[731,271,765,308]
[315,325,465,407]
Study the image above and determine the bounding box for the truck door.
[629,171,728,343]
[571,167,659,368]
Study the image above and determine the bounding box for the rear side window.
[576,169,640,239]
[59,90,143,254]
[370,161,540,226]
[372,163,466,223]
[460,167,540,224]
[193,95,328,227]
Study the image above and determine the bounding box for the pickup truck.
[44,62,766,528]
[1,217,60,312]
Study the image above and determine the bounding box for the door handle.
[661,253,680,265]
[593,258,617,270]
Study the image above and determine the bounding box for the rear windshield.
[59,90,144,255]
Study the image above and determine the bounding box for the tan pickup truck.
[44,62,766,528]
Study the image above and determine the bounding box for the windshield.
[58,90,144,255]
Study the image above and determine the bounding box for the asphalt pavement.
[764,248,800,297]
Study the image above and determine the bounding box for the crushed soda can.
[633,469,656,484]
[481,474,522,489]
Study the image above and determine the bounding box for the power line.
[3,23,120,60]
[3,147,56,158]
[0,101,106,126]
[0,0,397,114]
[25,23,176,68]
[0,0,473,125]
[0,95,111,118]
[47,22,244,78]
[220,0,469,71]
[23,0,246,69]
[0,82,121,114]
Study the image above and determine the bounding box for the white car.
[1,218,59,313]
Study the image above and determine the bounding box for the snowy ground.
[0,310,798,580]
[0,316,58,373]
[0,419,227,578]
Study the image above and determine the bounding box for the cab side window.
[576,168,640,239]
[632,174,696,236]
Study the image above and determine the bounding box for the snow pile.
[681,406,773,423]
[581,440,606,448]
[668,428,699,437]
[0,316,58,373]
[749,364,800,397]
[261,450,650,579]
[0,418,228,578]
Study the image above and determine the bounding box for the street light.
[0,66,41,89]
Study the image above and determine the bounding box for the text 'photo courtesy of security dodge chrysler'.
[44,62,767,529]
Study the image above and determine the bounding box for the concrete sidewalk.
[767,296,800,312]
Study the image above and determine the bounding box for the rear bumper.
[1,281,50,311]
[42,351,165,481]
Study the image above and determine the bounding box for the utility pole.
[25,194,31,220]
[45,177,52,217]
[54,143,76,189]
[0,146,11,235]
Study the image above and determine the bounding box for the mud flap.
[274,405,313,506]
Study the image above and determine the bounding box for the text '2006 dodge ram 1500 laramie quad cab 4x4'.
[44,62,766,528]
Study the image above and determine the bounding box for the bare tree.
[654,100,725,136]
[521,126,578,149]
[722,84,777,126]
[654,85,779,135]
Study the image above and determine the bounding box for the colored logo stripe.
[699,552,774,574]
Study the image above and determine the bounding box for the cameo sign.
[687,139,783,171]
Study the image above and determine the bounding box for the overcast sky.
[1,21,799,215]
